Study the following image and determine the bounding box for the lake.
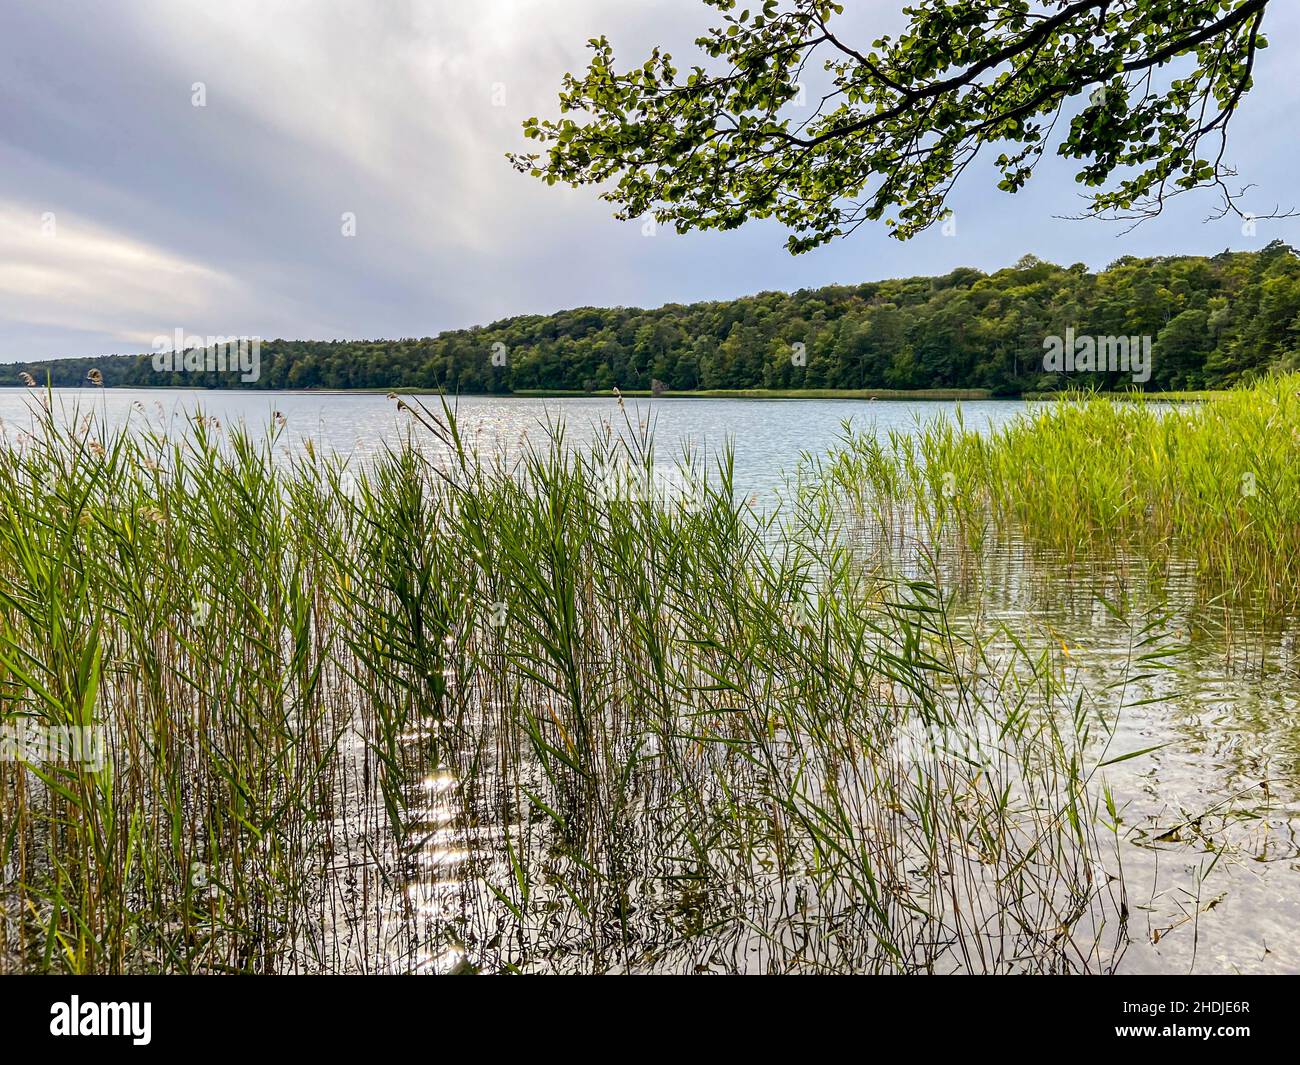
[0,388,1031,503]
[2,388,1295,974]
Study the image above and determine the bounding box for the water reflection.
[850,517,1300,974]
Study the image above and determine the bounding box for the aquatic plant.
[0,394,1138,973]
[833,375,1300,607]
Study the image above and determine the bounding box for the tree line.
[11,243,1300,395]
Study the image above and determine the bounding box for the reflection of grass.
[0,393,1141,974]
[830,375,1300,605]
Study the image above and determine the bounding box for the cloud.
[1,0,1298,362]
[0,202,248,346]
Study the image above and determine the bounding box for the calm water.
[0,388,1031,503]
[919,542,1300,974]
[3,388,1295,973]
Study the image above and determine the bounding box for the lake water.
[0,388,1031,503]
[3,388,1295,973]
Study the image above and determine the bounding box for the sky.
[2,0,1299,362]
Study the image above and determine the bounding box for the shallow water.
[3,388,1294,973]
[894,535,1300,973]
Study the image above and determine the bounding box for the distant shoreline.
[0,384,1221,402]
[511,387,994,400]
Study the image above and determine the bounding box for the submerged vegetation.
[0,393,1160,974]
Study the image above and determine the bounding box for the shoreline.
[0,385,1225,401]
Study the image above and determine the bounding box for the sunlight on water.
[2,389,1293,973]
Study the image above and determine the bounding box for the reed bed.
[0,394,1142,973]
[827,375,1300,605]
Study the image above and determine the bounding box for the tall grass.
[829,375,1300,605]
[0,393,1139,973]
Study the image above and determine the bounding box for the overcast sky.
[2,0,1299,362]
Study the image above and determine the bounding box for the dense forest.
[11,243,1300,395]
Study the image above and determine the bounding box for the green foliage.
[844,372,1300,603]
[511,0,1274,250]
[0,398,1136,973]
[14,243,1300,395]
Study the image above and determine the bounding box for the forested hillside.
[12,243,1300,394]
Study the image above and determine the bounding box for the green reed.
[0,392,1142,973]
[830,375,1300,606]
